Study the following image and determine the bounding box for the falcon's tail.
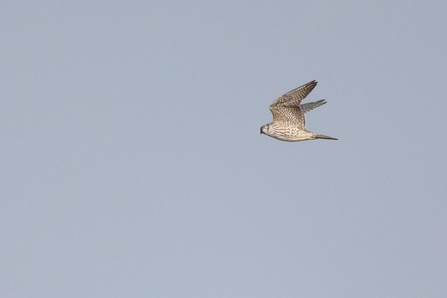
[314,133,338,141]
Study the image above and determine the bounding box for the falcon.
[260,80,337,142]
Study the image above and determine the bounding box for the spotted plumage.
[260,80,337,142]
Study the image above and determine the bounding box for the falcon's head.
[260,124,270,135]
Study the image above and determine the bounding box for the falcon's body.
[260,80,337,142]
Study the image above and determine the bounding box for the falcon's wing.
[300,99,326,114]
[270,80,317,108]
[270,105,306,129]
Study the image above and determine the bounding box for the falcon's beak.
[260,127,263,134]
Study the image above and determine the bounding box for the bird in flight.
[260,80,337,142]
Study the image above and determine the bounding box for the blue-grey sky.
[2,1,447,297]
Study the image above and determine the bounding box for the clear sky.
[2,1,447,297]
